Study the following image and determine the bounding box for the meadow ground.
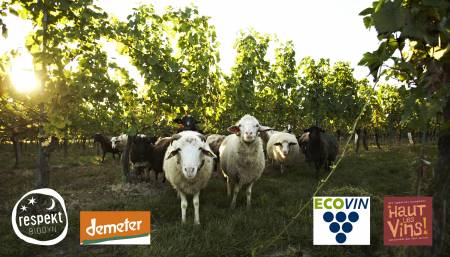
[0,142,446,257]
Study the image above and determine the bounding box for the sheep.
[267,132,300,173]
[94,133,121,162]
[129,135,158,180]
[148,137,173,182]
[297,132,311,163]
[303,126,339,177]
[259,129,275,149]
[283,124,293,133]
[111,134,128,151]
[163,131,216,225]
[259,129,275,157]
[206,134,226,175]
[219,114,271,209]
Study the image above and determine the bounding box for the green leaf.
[8,7,18,16]
[363,16,372,29]
[359,7,373,16]
[372,1,406,34]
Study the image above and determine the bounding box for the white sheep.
[111,134,128,151]
[163,131,216,225]
[111,134,149,151]
[267,132,300,173]
[219,114,271,209]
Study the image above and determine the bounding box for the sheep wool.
[164,135,214,196]
[163,131,215,225]
[164,152,214,196]
[267,132,300,170]
[220,134,266,186]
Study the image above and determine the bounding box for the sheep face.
[228,114,271,143]
[167,132,216,180]
[273,140,298,159]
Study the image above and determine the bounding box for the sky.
[1,0,380,87]
[97,0,380,79]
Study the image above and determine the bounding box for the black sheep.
[303,126,339,177]
[148,137,173,182]
[93,133,121,163]
[129,135,157,180]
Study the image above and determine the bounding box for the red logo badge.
[384,196,432,245]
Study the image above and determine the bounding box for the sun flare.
[10,53,39,93]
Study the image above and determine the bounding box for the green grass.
[0,143,445,257]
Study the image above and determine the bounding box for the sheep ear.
[202,148,217,159]
[259,126,272,132]
[227,125,240,134]
[303,128,310,132]
[166,148,180,159]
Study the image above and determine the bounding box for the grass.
[0,142,445,257]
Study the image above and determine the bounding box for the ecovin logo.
[313,197,370,245]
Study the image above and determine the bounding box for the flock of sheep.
[95,114,339,225]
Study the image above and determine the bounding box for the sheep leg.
[314,161,320,178]
[280,164,284,174]
[179,191,188,224]
[193,192,200,225]
[102,151,106,163]
[226,176,231,197]
[230,184,241,209]
[222,171,231,196]
[246,182,254,209]
[112,152,116,160]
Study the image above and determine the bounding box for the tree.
[225,30,271,125]
[265,40,300,130]
[113,5,222,134]
[3,0,110,187]
[359,1,450,255]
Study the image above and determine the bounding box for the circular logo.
[11,188,68,245]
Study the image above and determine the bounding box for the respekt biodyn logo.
[11,188,68,245]
[313,196,370,245]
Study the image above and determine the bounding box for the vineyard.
[0,0,449,257]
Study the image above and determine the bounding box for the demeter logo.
[80,211,151,245]
[313,197,370,245]
[11,188,68,245]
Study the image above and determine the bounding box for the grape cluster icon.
[323,211,359,243]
